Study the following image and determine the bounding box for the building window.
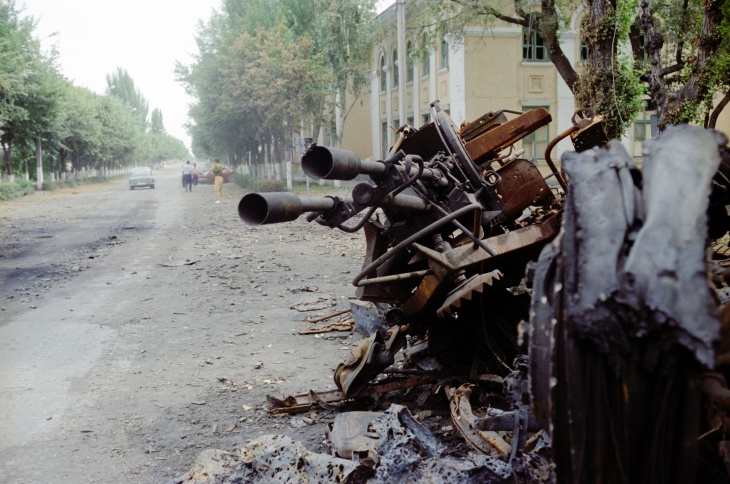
[381,121,389,159]
[406,41,414,82]
[439,36,449,69]
[522,28,547,61]
[379,55,386,92]
[420,37,430,77]
[631,111,652,158]
[633,111,651,142]
[522,107,550,160]
[392,49,399,87]
[407,115,414,127]
[422,113,431,126]
[580,40,589,63]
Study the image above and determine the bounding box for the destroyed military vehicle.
[238,100,730,482]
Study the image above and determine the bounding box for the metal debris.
[238,97,729,479]
[172,434,372,483]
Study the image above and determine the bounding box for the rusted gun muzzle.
[302,145,386,180]
[238,192,351,225]
[302,145,447,186]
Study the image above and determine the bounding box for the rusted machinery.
[238,102,730,481]
[240,101,564,394]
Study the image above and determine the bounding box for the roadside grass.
[230,174,354,198]
[0,176,123,201]
[290,180,353,197]
[0,179,35,201]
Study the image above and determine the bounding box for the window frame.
[522,28,547,62]
[379,55,386,92]
[392,49,399,88]
[406,41,414,83]
[420,38,430,77]
[439,35,449,69]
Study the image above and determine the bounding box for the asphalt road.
[0,165,365,482]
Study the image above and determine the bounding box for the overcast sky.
[20,0,221,152]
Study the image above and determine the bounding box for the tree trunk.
[2,134,14,181]
[35,135,43,189]
[641,0,723,130]
[72,151,80,177]
[49,153,56,182]
[23,147,29,181]
[537,1,578,93]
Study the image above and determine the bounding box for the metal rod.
[544,126,575,193]
[353,204,492,287]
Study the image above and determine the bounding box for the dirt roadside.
[0,165,383,483]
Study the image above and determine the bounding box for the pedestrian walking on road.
[182,161,193,192]
[212,159,224,203]
[192,163,199,186]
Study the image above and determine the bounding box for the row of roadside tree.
[176,0,376,177]
[0,0,189,185]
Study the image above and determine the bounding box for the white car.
[129,167,155,190]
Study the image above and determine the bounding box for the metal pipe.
[302,145,386,180]
[357,270,431,286]
[238,192,352,225]
[544,126,575,192]
[351,184,431,212]
[302,146,446,185]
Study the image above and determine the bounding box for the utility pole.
[397,0,407,127]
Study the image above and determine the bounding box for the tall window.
[523,28,547,61]
[379,55,386,92]
[381,122,389,159]
[392,49,399,87]
[522,107,550,159]
[406,41,414,82]
[633,111,651,142]
[631,111,654,158]
[580,40,589,63]
[421,37,430,77]
[439,35,449,69]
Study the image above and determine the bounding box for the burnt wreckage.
[238,101,730,481]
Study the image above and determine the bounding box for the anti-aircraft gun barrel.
[238,192,352,225]
[302,146,387,180]
[302,145,446,185]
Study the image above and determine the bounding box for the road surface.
[0,165,364,482]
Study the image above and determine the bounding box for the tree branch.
[709,90,730,129]
[675,0,689,66]
[449,0,527,27]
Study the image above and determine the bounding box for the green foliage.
[178,0,376,161]
[0,177,34,200]
[105,67,150,132]
[0,1,189,179]
[230,173,286,192]
[149,108,165,134]
[254,178,286,192]
[420,0,729,135]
